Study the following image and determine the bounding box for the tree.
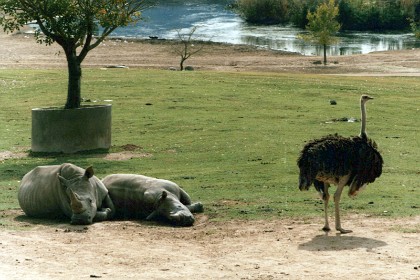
[172,26,204,71]
[235,0,289,25]
[0,0,149,109]
[409,18,420,39]
[299,0,341,65]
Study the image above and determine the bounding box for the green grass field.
[0,69,418,224]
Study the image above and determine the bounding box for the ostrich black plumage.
[297,95,383,233]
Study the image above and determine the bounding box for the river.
[111,0,419,56]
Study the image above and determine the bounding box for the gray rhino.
[18,163,115,225]
[102,174,204,226]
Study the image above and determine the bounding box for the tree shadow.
[298,233,387,251]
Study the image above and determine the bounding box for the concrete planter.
[31,104,112,153]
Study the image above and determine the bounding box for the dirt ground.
[0,31,419,279]
[0,213,419,280]
[1,29,420,75]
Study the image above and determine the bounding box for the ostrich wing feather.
[349,138,383,195]
[298,134,357,189]
[297,134,383,192]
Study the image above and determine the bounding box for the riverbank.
[1,31,419,76]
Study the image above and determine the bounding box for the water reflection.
[204,22,419,55]
[112,1,419,56]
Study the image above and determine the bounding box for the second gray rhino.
[102,174,203,226]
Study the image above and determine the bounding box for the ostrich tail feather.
[298,174,311,191]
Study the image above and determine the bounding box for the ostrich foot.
[322,225,331,232]
[337,227,353,234]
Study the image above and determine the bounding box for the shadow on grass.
[298,234,387,251]
[28,148,110,158]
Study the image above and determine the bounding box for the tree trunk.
[65,50,82,109]
[180,57,186,71]
[323,44,327,65]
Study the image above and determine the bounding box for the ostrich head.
[360,95,374,139]
[361,95,374,103]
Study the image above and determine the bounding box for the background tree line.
[233,0,420,31]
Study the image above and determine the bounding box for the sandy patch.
[1,31,419,76]
[0,212,419,279]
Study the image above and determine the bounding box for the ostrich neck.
[360,100,367,138]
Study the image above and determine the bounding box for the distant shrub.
[288,0,324,28]
[234,0,418,31]
[410,18,420,38]
[338,0,411,31]
[235,0,289,24]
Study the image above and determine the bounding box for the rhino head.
[58,166,98,225]
[146,191,195,227]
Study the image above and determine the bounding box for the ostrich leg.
[334,175,352,234]
[322,183,331,232]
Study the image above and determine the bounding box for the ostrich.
[297,95,383,233]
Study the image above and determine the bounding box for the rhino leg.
[179,188,192,205]
[179,188,203,213]
[93,194,115,222]
[187,202,204,213]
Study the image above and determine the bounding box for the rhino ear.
[84,166,94,179]
[57,174,68,187]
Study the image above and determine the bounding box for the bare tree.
[172,26,204,71]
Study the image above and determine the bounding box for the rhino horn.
[170,212,181,221]
[69,190,84,214]
[84,166,94,179]
[146,211,158,221]
[57,174,68,186]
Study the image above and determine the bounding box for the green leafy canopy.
[0,0,149,48]
[409,18,420,39]
[0,0,151,109]
[300,0,341,45]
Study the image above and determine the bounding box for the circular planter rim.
[31,104,112,153]
[32,104,112,111]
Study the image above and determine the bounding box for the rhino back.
[103,174,181,197]
[103,174,182,218]
[102,174,151,218]
[18,165,68,218]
